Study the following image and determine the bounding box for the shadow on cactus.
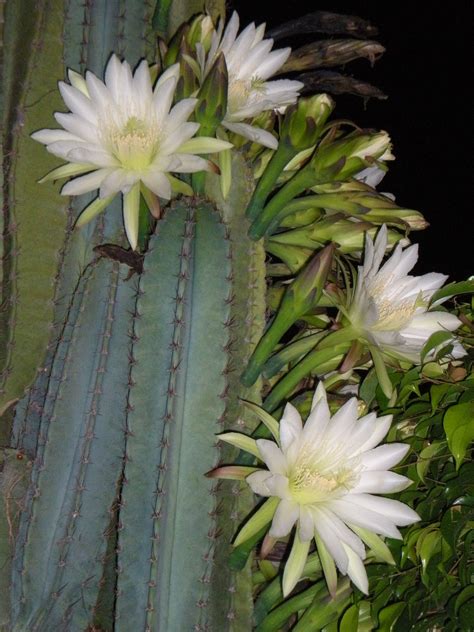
[1,2,472,632]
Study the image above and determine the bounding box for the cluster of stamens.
[104,115,160,170]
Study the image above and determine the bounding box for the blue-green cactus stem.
[116,201,233,631]
[11,260,136,631]
[205,152,267,630]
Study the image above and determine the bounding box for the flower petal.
[61,168,112,196]
[344,494,420,527]
[360,443,409,471]
[269,499,299,538]
[350,471,412,494]
[256,439,287,475]
[222,121,278,149]
[280,403,303,453]
[329,498,403,539]
[123,182,141,250]
[343,543,369,594]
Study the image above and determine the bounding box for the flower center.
[106,116,160,170]
[370,295,417,331]
[289,448,358,505]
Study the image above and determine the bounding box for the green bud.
[311,130,392,181]
[280,94,335,151]
[265,242,313,274]
[269,215,407,253]
[195,53,228,136]
[289,190,428,231]
[187,14,214,50]
[164,23,190,67]
[241,244,335,387]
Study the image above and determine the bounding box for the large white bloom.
[32,55,231,249]
[348,225,465,363]
[199,11,303,149]
[244,384,419,595]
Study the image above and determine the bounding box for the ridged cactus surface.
[116,202,234,631]
[11,260,136,631]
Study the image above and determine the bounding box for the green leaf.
[339,604,359,632]
[431,279,474,304]
[430,383,454,412]
[416,440,445,484]
[443,402,474,469]
[359,368,379,407]
[440,505,471,551]
[455,585,474,617]
[378,602,406,631]
[421,330,455,364]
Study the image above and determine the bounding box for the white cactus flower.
[224,383,420,596]
[199,11,303,149]
[32,55,231,249]
[348,225,466,363]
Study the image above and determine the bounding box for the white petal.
[237,39,274,78]
[123,182,140,250]
[312,506,349,573]
[141,171,172,199]
[159,123,200,154]
[349,414,392,455]
[280,403,303,453]
[170,154,212,174]
[256,440,287,475]
[222,121,278,149]
[247,471,279,497]
[67,146,118,168]
[405,311,462,335]
[59,82,97,123]
[46,140,89,160]
[254,48,291,80]
[176,137,233,154]
[105,55,124,102]
[165,98,198,133]
[61,168,111,196]
[100,169,138,198]
[31,128,81,145]
[302,385,331,443]
[153,76,178,121]
[346,494,420,527]
[315,507,366,559]
[325,397,359,443]
[360,443,409,471]
[133,59,153,102]
[329,498,402,539]
[343,544,369,594]
[298,506,315,542]
[351,471,412,494]
[68,69,89,96]
[269,499,299,538]
[85,71,111,110]
[54,112,99,144]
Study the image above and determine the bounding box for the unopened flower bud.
[312,130,392,181]
[188,14,214,50]
[195,53,228,136]
[280,94,334,151]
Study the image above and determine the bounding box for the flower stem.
[248,166,319,240]
[263,328,355,412]
[245,143,299,221]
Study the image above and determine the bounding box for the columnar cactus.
[1,1,471,631]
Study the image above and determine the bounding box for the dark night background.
[232,2,472,281]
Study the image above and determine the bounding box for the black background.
[232,2,472,280]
